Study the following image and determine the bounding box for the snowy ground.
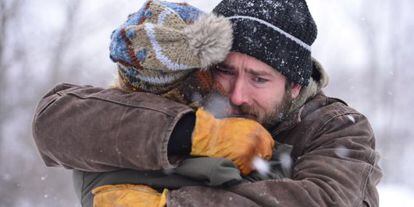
[379,184,414,207]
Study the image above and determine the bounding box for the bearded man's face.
[212,52,302,128]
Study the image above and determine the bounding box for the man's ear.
[291,83,302,99]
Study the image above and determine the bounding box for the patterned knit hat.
[213,0,317,86]
[110,0,233,93]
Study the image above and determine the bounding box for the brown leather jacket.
[32,83,381,207]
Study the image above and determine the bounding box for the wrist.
[190,108,218,156]
[168,113,195,156]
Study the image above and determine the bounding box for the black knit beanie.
[213,0,317,86]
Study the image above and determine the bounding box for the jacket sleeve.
[32,83,194,171]
[168,113,382,207]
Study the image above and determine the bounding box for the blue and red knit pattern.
[109,0,203,70]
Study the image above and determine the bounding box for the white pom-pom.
[183,14,233,68]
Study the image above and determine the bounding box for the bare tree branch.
[0,0,24,205]
[48,0,81,85]
[0,0,23,134]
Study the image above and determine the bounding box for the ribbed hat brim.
[230,18,312,85]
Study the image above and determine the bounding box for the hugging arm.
[32,83,194,171]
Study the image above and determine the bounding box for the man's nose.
[229,78,249,106]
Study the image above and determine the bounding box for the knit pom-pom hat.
[110,0,233,93]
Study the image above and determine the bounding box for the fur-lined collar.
[289,58,329,113]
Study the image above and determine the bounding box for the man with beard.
[32,0,382,206]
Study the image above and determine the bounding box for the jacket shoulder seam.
[65,91,189,117]
[316,101,361,132]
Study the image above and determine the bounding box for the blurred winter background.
[0,0,413,206]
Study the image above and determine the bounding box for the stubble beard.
[237,89,294,129]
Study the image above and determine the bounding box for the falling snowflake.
[252,156,270,175]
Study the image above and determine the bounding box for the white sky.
[5,0,414,206]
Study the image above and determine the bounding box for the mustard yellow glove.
[191,108,275,175]
[92,184,168,207]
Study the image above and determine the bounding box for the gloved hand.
[191,108,275,175]
[92,184,168,207]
